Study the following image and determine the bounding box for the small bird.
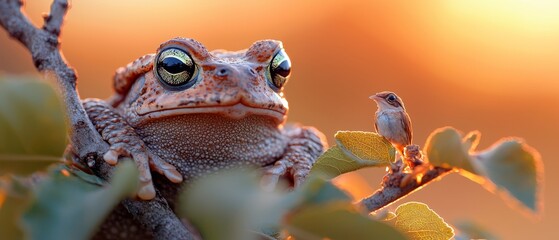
[370,91,413,164]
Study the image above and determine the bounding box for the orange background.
[1,1,558,239]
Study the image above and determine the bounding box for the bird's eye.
[387,94,397,102]
[268,49,291,90]
[155,48,198,88]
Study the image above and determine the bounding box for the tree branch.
[0,1,194,239]
[357,145,454,212]
[0,0,105,167]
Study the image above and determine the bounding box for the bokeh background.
[1,0,557,238]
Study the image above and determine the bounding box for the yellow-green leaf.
[391,202,454,240]
[424,127,476,174]
[335,131,395,164]
[310,131,395,179]
[286,202,408,240]
[472,139,542,212]
[310,146,363,179]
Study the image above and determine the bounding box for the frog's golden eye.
[268,49,291,90]
[155,48,198,87]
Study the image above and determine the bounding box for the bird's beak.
[369,94,381,101]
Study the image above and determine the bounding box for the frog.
[82,37,327,203]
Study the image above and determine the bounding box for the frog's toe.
[103,144,131,165]
[138,180,156,200]
[132,152,155,200]
[149,153,183,183]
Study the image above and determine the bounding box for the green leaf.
[472,139,542,212]
[311,131,395,179]
[388,202,454,240]
[425,127,543,214]
[21,161,138,240]
[0,176,32,239]
[424,127,477,174]
[178,169,291,240]
[285,202,408,240]
[0,78,67,175]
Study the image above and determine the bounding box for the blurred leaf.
[0,176,32,239]
[425,127,543,214]
[0,154,63,175]
[0,78,67,175]
[63,165,104,186]
[389,202,454,240]
[296,176,351,206]
[0,156,64,176]
[454,220,498,240]
[178,169,291,240]
[179,169,357,240]
[424,127,477,174]
[472,139,542,212]
[286,202,408,240]
[21,161,138,240]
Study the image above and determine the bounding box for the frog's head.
[125,37,291,126]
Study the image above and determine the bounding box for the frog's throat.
[134,103,286,125]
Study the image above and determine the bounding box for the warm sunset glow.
[436,0,559,93]
[332,172,376,200]
[1,1,556,239]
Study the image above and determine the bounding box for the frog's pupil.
[274,60,291,77]
[161,57,187,74]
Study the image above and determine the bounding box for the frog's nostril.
[216,68,230,77]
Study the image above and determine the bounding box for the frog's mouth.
[134,102,286,125]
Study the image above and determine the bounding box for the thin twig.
[358,167,453,212]
[0,1,194,239]
[357,145,454,212]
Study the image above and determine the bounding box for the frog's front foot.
[83,99,183,200]
[261,125,326,191]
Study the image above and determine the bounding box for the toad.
[83,37,326,200]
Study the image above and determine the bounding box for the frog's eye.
[155,48,198,87]
[268,49,291,90]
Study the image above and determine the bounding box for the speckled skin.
[84,37,327,239]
